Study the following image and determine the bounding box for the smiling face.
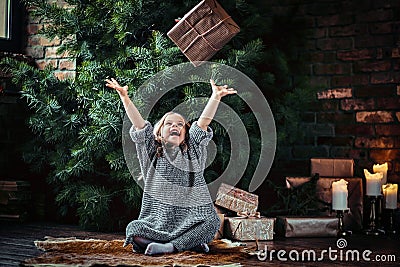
[160,113,187,147]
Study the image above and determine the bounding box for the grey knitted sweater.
[124,121,220,252]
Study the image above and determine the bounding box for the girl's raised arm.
[105,78,146,129]
[197,79,237,131]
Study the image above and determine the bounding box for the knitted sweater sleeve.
[129,121,155,181]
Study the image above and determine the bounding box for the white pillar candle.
[332,179,348,210]
[364,169,383,196]
[373,162,388,185]
[382,183,398,209]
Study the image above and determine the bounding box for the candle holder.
[335,209,352,237]
[384,208,397,235]
[364,196,385,236]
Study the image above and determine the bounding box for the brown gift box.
[224,217,274,241]
[215,183,258,214]
[286,177,363,231]
[276,216,338,237]
[311,158,354,177]
[167,0,240,66]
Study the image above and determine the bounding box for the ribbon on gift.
[237,211,261,218]
[182,14,232,53]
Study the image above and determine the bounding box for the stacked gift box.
[214,183,274,241]
[278,158,363,236]
[0,180,32,221]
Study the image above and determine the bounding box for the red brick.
[395,161,400,173]
[54,71,76,81]
[340,98,375,111]
[355,35,394,48]
[317,38,352,50]
[317,14,353,27]
[336,124,375,136]
[356,111,394,123]
[25,46,45,59]
[355,136,395,148]
[306,52,336,63]
[376,125,400,136]
[371,72,397,84]
[317,100,339,111]
[393,48,400,58]
[395,59,400,71]
[354,60,391,73]
[27,35,61,46]
[313,63,352,75]
[330,147,367,159]
[356,9,393,22]
[314,28,326,39]
[292,145,329,159]
[354,85,396,97]
[331,74,369,87]
[317,136,354,146]
[377,48,383,59]
[309,76,330,88]
[45,47,71,58]
[376,97,400,109]
[26,24,42,35]
[370,149,400,161]
[329,25,356,37]
[317,112,354,124]
[369,22,394,34]
[337,49,374,61]
[395,136,400,148]
[36,59,58,70]
[317,88,352,99]
[59,59,76,70]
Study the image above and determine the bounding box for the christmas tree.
[2,0,314,230]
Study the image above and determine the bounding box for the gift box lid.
[311,158,354,177]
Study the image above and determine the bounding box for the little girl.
[105,78,237,255]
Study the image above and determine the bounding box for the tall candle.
[382,183,398,209]
[364,169,383,196]
[332,179,348,210]
[373,162,388,185]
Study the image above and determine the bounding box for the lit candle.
[364,169,383,196]
[382,184,398,209]
[373,162,388,185]
[332,179,348,210]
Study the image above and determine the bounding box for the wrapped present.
[311,158,354,177]
[167,0,240,66]
[276,216,338,237]
[215,183,258,214]
[214,213,225,239]
[224,217,274,241]
[286,177,363,231]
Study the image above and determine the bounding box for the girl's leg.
[170,219,219,252]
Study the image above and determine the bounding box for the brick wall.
[25,0,76,80]
[270,0,400,183]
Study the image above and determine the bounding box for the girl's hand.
[105,78,128,97]
[210,79,237,100]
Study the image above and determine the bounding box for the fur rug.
[22,237,251,267]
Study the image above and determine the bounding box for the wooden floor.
[0,221,399,266]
